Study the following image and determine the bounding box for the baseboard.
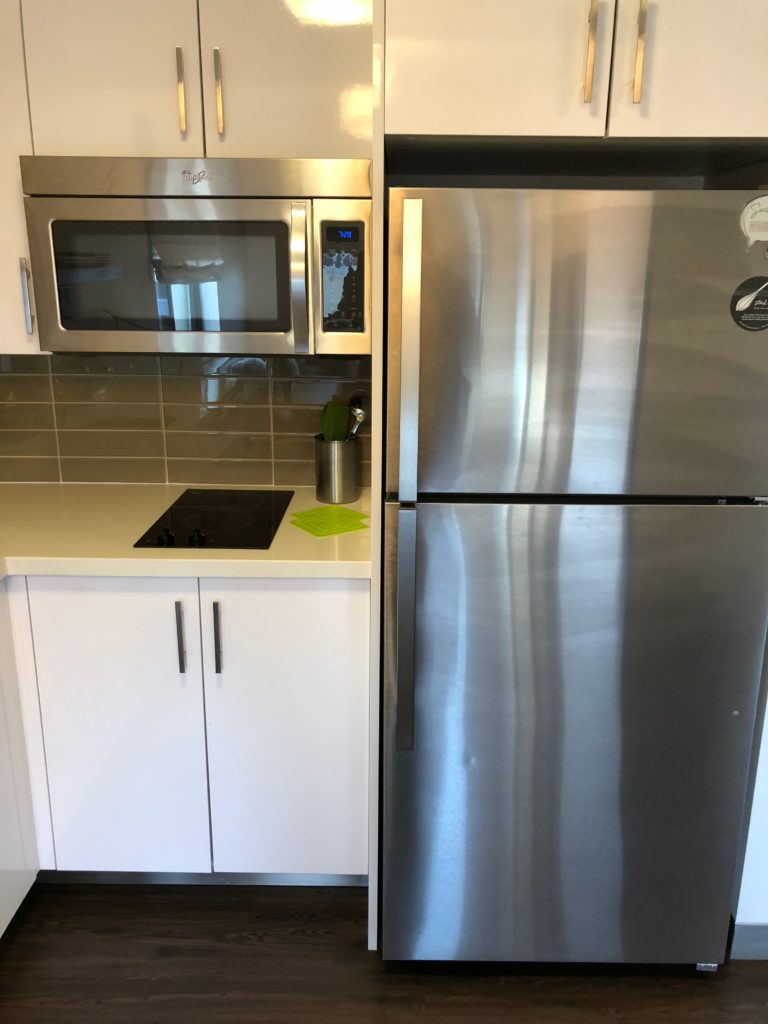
[731,924,768,959]
[35,871,367,887]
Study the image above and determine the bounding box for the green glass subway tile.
[272,434,316,461]
[0,376,52,402]
[0,431,58,457]
[271,407,323,434]
[51,354,159,375]
[161,376,268,406]
[58,430,165,458]
[165,432,272,460]
[271,379,369,407]
[160,355,268,377]
[0,403,55,430]
[53,374,159,403]
[60,458,166,483]
[273,460,316,486]
[0,457,59,482]
[163,404,270,433]
[271,356,372,379]
[56,403,162,430]
[0,355,50,374]
[167,460,273,486]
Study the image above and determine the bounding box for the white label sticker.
[740,196,768,247]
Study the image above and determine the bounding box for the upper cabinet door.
[22,0,203,156]
[609,0,768,137]
[385,0,616,137]
[0,0,37,354]
[199,0,372,157]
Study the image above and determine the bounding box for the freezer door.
[382,502,768,962]
[387,189,768,497]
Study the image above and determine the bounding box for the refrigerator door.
[382,501,768,962]
[387,189,768,498]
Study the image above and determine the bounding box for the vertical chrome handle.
[212,601,222,674]
[395,508,417,752]
[19,258,33,335]
[175,601,186,674]
[633,0,649,104]
[583,0,599,104]
[213,48,224,135]
[398,198,423,503]
[290,202,311,354]
[175,47,187,135]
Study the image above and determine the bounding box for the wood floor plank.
[0,885,766,1024]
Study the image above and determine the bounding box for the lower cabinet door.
[27,577,211,872]
[200,579,369,876]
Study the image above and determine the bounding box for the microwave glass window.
[50,221,290,332]
[321,221,364,333]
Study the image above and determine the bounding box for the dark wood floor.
[0,885,766,1024]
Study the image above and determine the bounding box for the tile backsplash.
[0,354,371,486]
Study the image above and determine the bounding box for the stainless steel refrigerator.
[382,187,768,965]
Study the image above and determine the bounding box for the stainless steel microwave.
[21,157,371,356]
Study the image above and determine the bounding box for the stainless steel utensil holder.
[315,435,361,504]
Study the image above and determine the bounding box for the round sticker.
[730,277,768,331]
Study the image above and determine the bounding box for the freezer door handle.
[399,198,423,503]
[396,507,417,751]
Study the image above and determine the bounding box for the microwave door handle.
[290,202,311,354]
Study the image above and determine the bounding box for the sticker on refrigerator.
[730,277,768,331]
[740,197,768,247]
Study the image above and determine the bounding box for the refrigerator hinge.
[755,497,768,506]
[695,962,719,973]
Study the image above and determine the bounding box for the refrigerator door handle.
[396,507,417,751]
[399,198,424,503]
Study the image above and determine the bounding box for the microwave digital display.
[321,221,364,334]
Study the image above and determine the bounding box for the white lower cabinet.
[200,579,369,875]
[26,577,211,872]
[23,575,369,878]
[0,579,37,933]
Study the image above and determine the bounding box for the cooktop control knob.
[188,528,207,547]
[157,527,176,547]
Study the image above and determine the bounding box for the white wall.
[737,721,768,925]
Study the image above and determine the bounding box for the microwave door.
[24,196,312,355]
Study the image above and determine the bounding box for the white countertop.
[0,484,371,581]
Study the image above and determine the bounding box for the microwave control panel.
[321,222,365,334]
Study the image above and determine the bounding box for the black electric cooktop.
[134,489,294,550]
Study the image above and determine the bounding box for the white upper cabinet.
[21,0,203,156]
[199,0,372,157]
[0,0,37,354]
[385,0,617,137]
[27,577,211,873]
[200,579,369,875]
[608,0,768,137]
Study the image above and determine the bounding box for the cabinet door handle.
[213,48,225,136]
[212,601,222,674]
[583,0,599,104]
[175,47,187,135]
[633,0,649,104]
[175,601,186,674]
[19,258,33,335]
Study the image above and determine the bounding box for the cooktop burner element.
[134,489,294,550]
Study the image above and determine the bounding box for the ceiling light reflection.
[284,0,372,26]
[339,84,373,141]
